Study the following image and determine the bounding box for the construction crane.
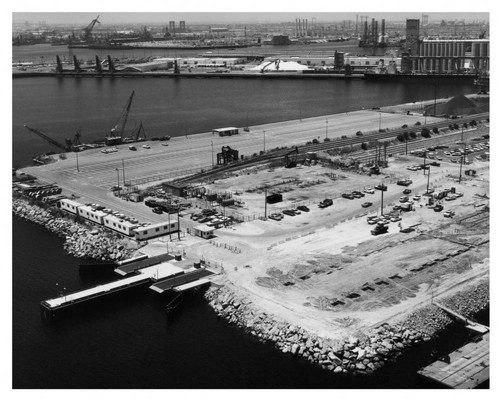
[107,91,135,145]
[83,15,100,42]
[24,124,72,151]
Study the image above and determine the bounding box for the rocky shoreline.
[12,197,142,261]
[205,278,489,376]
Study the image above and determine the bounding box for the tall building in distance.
[405,19,420,55]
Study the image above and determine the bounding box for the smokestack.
[371,18,375,43]
[303,19,306,36]
[375,20,378,43]
[364,21,368,42]
[381,19,385,43]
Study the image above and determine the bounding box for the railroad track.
[177,112,489,183]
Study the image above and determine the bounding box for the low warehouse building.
[134,220,179,241]
[77,205,107,225]
[193,225,215,239]
[59,199,82,215]
[103,214,137,236]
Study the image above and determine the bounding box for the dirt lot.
[182,141,489,340]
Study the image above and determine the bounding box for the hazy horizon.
[12,12,490,26]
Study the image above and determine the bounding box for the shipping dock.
[417,303,490,389]
[40,255,216,317]
[418,332,489,389]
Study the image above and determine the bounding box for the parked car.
[129,145,137,151]
[297,205,310,212]
[443,210,455,218]
[403,189,412,195]
[152,207,163,214]
[282,210,297,217]
[342,193,355,200]
[361,202,373,208]
[434,204,444,212]
[367,218,379,225]
[319,199,333,208]
[268,213,283,221]
[399,196,409,203]
[142,144,151,149]
[364,188,375,194]
[374,184,388,191]
[352,190,365,198]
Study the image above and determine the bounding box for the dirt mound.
[425,94,488,116]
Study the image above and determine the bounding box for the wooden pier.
[418,332,489,389]
[39,255,214,316]
[418,302,489,389]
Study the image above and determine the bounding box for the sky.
[12,11,490,26]
[9,0,492,25]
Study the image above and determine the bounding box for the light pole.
[122,159,126,187]
[263,130,266,152]
[115,168,120,195]
[211,141,214,168]
[459,142,466,183]
[76,150,80,172]
[378,112,382,131]
[426,165,431,193]
[325,119,329,140]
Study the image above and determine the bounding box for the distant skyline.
[12,11,490,26]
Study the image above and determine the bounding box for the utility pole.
[211,140,214,168]
[115,168,120,196]
[459,142,465,183]
[433,77,437,116]
[263,130,266,152]
[264,188,267,220]
[423,151,427,175]
[76,150,80,172]
[122,159,126,187]
[380,188,384,216]
[426,165,431,193]
[325,118,329,140]
[177,211,180,240]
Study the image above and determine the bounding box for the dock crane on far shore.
[107,90,135,145]
[24,124,82,152]
[83,15,100,42]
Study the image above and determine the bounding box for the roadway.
[20,109,488,227]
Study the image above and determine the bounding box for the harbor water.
[12,45,485,389]
[12,217,488,388]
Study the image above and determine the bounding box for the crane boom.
[24,124,69,151]
[110,90,135,138]
[83,15,100,37]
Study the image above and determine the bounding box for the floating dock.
[418,332,489,389]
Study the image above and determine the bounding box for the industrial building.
[401,19,489,73]
[261,54,401,72]
[402,39,489,73]
[119,57,244,72]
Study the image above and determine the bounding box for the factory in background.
[401,19,489,73]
